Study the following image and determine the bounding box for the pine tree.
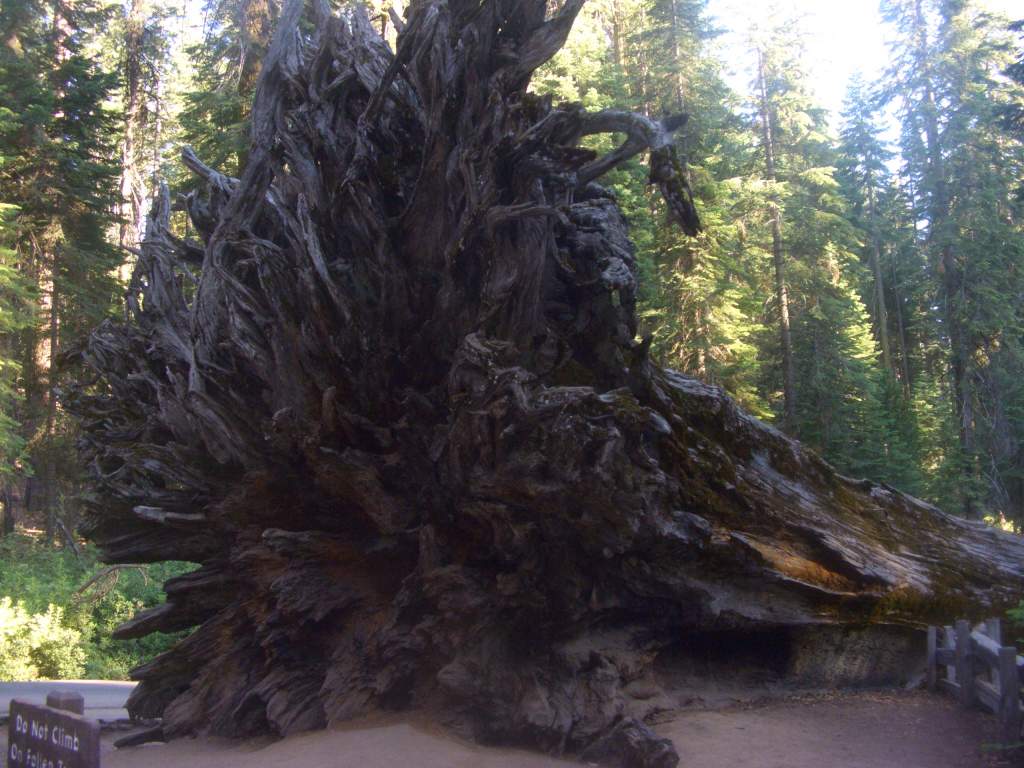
[534,0,774,417]
[751,33,796,431]
[118,0,180,252]
[881,0,1024,520]
[0,203,34,485]
[731,12,910,482]
[0,0,122,539]
[1004,18,1023,140]
[537,1,913,483]
[838,77,898,378]
[180,0,280,175]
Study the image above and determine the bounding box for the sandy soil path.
[3,689,1018,767]
[661,690,1016,768]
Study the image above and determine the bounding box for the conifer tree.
[0,204,33,504]
[0,0,122,538]
[180,0,280,174]
[118,0,180,251]
[1003,18,1023,140]
[751,33,796,430]
[838,78,897,378]
[735,12,909,483]
[882,0,1024,519]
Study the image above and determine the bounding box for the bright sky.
[705,0,1021,128]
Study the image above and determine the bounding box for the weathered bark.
[65,2,1024,767]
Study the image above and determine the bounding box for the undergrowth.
[0,533,195,681]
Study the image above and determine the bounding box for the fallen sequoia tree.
[64,0,1024,766]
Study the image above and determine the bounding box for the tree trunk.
[18,242,42,521]
[912,0,974,517]
[65,3,1024,767]
[890,256,913,396]
[43,277,59,544]
[119,0,147,257]
[235,0,277,172]
[610,0,623,69]
[0,484,13,537]
[668,0,685,111]
[866,187,893,375]
[756,48,796,432]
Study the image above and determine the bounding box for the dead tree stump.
[64,1,1024,766]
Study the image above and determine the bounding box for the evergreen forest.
[2,0,1024,541]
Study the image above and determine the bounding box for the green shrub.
[0,597,37,680]
[0,534,196,681]
[27,605,86,678]
[1008,600,1024,642]
[0,599,85,680]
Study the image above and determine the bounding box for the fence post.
[987,618,1003,645]
[956,619,975,706]
[998,645,1021,745]
[927,626,938,691]
[945,625,956,683]
[985,619,1004,686]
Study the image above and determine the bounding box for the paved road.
[0,680,136,720]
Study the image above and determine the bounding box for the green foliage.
[0,600,85,681]
[1007,599,1024,631]
[27,606,87,679]
[0,534,196,680]
[534,0,1024,520]
[878,0,1024,521]
[0,203,34,478]
[0,0,124,536]
[179,0,279,175]
[0,598,37,680]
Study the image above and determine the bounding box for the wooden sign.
[6,699,100,768]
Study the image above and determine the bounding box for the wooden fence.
[928,618,1023,744]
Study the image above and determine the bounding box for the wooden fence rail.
[928,618,1022,745]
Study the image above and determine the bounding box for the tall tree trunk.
[668,0,685,111]
[890,256,913,396]
[119,0,147,263]
[866,186,893,374]
[43,279,59,544]
[610,0,623,69]
[64,4,1024,767]
[19,242,44,520]
[0,484,13,537]
[913,0,974,517]
[235,0,276,172]
[756,48,795,432]
[693,302,707,379]
[32,0,71,539]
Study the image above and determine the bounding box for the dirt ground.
[3,689,1019,768]
[661,690,1019,768]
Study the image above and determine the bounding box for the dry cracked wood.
[64,1,1024,766]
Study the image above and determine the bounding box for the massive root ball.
[65,0,1024,766]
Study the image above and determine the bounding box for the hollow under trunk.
[65,1,1024,767]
